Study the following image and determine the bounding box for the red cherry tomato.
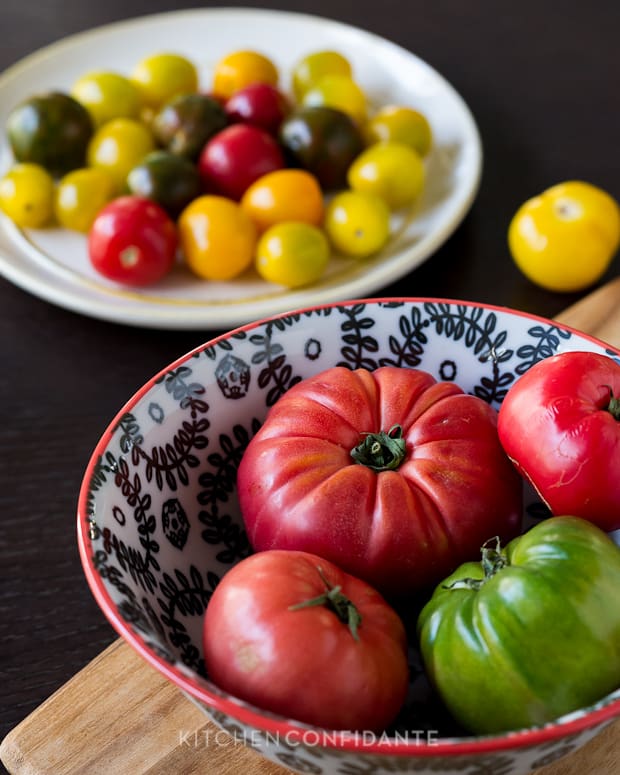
[198,124,285,200]
[224,83,291,135]
[88,195,177,286]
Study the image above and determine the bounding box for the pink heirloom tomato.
[203,549,409,731]
[498,350,620,531]
[237,366,522,595]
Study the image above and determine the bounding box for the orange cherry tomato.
[212,50,279,100]
[178,195,257,281]
[240,169,324,232]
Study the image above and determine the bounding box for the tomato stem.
[604,385,620,420]
[444,537,509,591]
[350,424,406,472]
[289,566,362,640]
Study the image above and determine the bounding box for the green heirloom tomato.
[417,516,620,735]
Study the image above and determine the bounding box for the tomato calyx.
[603,385,620,419]
[350,424,406,472]
[445,537,509,592]
[289,566,362,640]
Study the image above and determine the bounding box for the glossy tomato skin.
[224,83,291,135]
[417,516,620,734]
[88,195,177,286]
[497,350,620,531]
[279,106,364,191]
[237,366,522,596]
[203,549,409,731]
[198,124,285,200]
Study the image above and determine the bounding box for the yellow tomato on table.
[508,181,620,292]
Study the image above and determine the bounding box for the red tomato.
[498,350,620,531]
[198,124,285,200]
[88,195,177,286]
[203,549,409,731]
[237,366,522,595]
[224,83,291,135]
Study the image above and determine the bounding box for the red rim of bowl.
[77,295,620,757]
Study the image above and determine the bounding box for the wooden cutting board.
[2,277,620,775]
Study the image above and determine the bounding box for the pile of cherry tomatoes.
[0,49,433,288]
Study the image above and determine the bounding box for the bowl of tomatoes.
[77,297,620,775]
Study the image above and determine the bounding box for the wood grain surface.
[2,278,619,775]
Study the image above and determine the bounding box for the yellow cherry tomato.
[179,195,257,281]
[0,163,54,228]
[363,105,433,157]
[302,75,367,125]
[54,167,116,232]
[292,50,352,101]
[71,71,142,127]
[508,181,620,292]
[255,222,330,288]
[87,118,156,190]
[240,169,324,233]
[131,53,198,109]
[212,50,278,100]
[324,190,391,257]
[347,142,425,210]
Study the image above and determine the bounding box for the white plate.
[0,8,482,330]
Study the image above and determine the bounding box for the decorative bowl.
[78,297,620,775]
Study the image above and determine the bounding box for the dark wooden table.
[1,0,619,767]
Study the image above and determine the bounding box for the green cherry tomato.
[6,91,93,177]
[363,106,433,157]
[324,190,391,257]
[131,52,198,109]
[87,118,156,191]
[71,71,143,127]
[126,150,203,218]
[255,221,330,287]
[0,163,55,228]
[291,50,353,101]
[417,516,620,735]
[54,167,116,232]
[347,141,425,210]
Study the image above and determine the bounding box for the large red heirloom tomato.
[498,350,620,531]
[237,366,522,595]
[203,549,409,731]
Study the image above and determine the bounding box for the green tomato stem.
[289,566,362,641]
[445,537,509,592]
[604,385,620,420]
[350,424,407,472]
